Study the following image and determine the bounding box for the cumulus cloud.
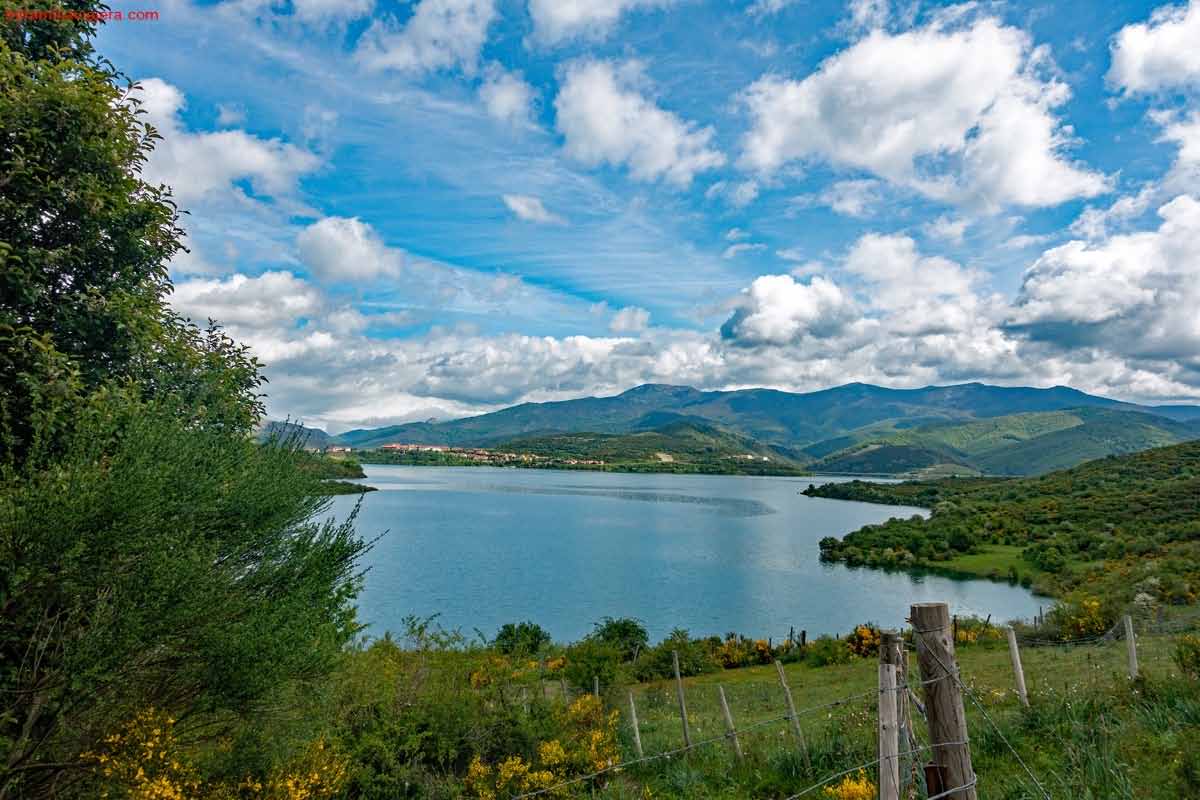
[528,0,677,45]
[172,271,323,328]
[1108,0,1200,94]
[610,306,651,333]
[720,274,860,346]
[297,217,403,281]
[739,16,1108,208]
[356,0,496,74]
[1008,194,1200,362]
[480,64,537,126]
[555,60,726,186]
[502,194,565,224]
[137,78,319,206]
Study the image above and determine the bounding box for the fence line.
[511,607,1194,799]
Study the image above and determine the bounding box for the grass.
[939,545,1039,580]
[565,629,1200,798]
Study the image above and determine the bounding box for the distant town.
[322,443,606,467]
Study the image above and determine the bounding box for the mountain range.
[263,382,1200,477]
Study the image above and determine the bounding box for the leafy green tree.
[493,621,552,656]
[0,6,368,797]
[590,616,649,662]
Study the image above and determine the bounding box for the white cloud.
[1108,0,1200,94]
[290,0,374,24]
[172,271,323,328]
[720,275,860,346]
[739,16,1108,208]
[610,306,651,333]
[216,103,245,126]
[725,227,750,241]
[297,217,403,282]
[137,78,319,207]
[1158,111,1200,192]
[528,0,677,45]
[1069,185,1156,240]
[723,242,768,259]
[356,0,496,74]
[747,0,799,15]
[503,194,566,224]
[706,179,760,207]
[480,63,537,126]
[1009,194,1200,361]
[848,0,888,31]
[555,60,726,186]
[796,178,883,217]
[924,215,969,243]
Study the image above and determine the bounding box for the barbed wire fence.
[507,602,1196,800]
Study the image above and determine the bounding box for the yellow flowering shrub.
[84,709,347,800]
[83,708,202,800]
[1060,597,1107,638]
[823,769,875,800]
[466,694,621,798]
[846,625,881,658]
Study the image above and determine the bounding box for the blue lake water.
[328,465,1043,642]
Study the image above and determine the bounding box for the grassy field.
[554,627,1200,798]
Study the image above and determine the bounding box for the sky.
[96,0,1200,432]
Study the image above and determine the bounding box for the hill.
[808,407,1200,476]
[256,420,335,449]
[807,440,1200,605]
[333,381,1199,453]
[497,420,807,473]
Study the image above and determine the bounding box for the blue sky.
[97,0,1200,430]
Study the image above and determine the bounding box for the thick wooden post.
[911,603,977,800]
[717,686,743,760]
[775,660,811,770]
[593,675,600,699]
[672,650,692,748]
[628,691,644,759]
[1124,615,1138,680]
[559,676,568,701]
[878,663,900,800]
[1005,627,1029,707]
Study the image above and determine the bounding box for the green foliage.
[1175,635,1200,679]
[494,621,553,656]
[811,441,1200,604]
[803,636,852,668]
[590,616,649,661]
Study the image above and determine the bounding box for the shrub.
[1174,634,1200,679]
[590,617,649,661]
[494,622,552,656]
[805,636,851,668]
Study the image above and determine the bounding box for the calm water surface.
[329,465,1042,641]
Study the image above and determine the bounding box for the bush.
[563,639,623,691]
[494,622,553,656]
[804,636,851,668]
[1174,634,1200,679]
[591,617,649,661]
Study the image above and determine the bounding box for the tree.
[590,617,649,662]
[0,6,367,797]
[493,621,552,656]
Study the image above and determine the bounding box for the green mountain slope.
[256,420,335,449]
[333,381,1198,453]
[498,421,807,470]
[809,407,1200,476]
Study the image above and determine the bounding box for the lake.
[329,465,1043,642]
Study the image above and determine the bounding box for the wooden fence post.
[628,691,644,759]
[1005,627,1029,707]
[878,662,900,800]
[717,686,743,761]
[672,650,692,748]
[593,675,600,699]
[1124,615,1138,680]
[911,603,977,800]
[559,676,568,702]
[774,660,811,770]
[881,631,910,745]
